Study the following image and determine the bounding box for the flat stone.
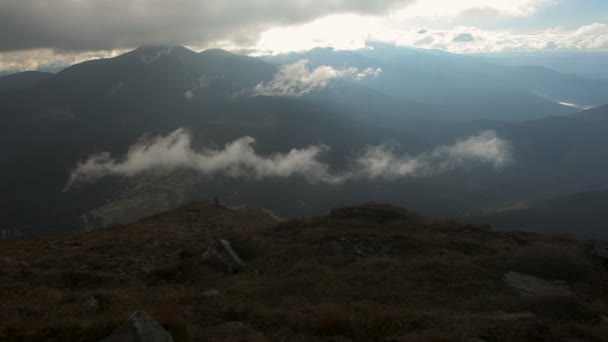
[503,271,573,297]
[202,289,220,297]
[100,310,173,342]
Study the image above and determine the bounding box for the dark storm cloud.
[0,0,412,52]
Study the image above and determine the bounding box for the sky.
[0,0,607,72]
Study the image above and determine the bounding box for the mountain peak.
[127,44,197,61]
[199,48,237,57]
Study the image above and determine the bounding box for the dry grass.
[0,202,607,341]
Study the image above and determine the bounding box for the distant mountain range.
[1,44,607,239]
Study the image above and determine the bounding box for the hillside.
[0,45,427,238]
[0,71,53,94]
[1,203,607,341]
[477,190,608,239]
[264,44,588,121]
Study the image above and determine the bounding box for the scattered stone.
[215,321,245,335]
[202,240,245,274]
[503,271,573,297]
[202,289,220,297]
[83,296,100,314]
[100,310,174,342]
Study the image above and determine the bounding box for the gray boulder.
[503,271,573,297]
[202,240,245,274]
[100,310,173,342]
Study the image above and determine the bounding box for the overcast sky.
[1,0,607,72]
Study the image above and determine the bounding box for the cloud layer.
[64,129,341,190]
[402,23,608,53]
[251,59,382,97]
[254,16,608,55]
[65,129,512,190]
[2,1,605,72]
[0,0,412,53]
[355,130,512,179]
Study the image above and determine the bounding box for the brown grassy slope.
[0,203,607,342]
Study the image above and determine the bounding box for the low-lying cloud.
[251,59,382,97]
[64,129,512,190]
[63,128,341,190]
[355,130,512,179]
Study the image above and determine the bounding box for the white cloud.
[251,59,382,97]
[355,130,512,179]
[0,48,127,73]
[395,23,608,53]
[252,17,608,56]
[64,128,341,190]
[393,0,552,19]
[64,129,512,190]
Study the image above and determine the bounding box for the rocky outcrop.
[100,311,173,342]
[202,240,245,274]
[503,271,573,297]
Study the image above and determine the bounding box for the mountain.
[0,45,430,238]
[0,71,53,94]
[576,104,608,121]
[2,45,608,239]
[480,50,608,80]
[1,202,606,341]
[477,190,608,239]
[264,44,588,122]
[485,65,608,108]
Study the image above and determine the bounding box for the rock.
[503,271,573,297]
[215,321,245,335]
[100,310,173,342]
[202,240,245,274]
[202,289,220,297]
[83,296,100,314]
